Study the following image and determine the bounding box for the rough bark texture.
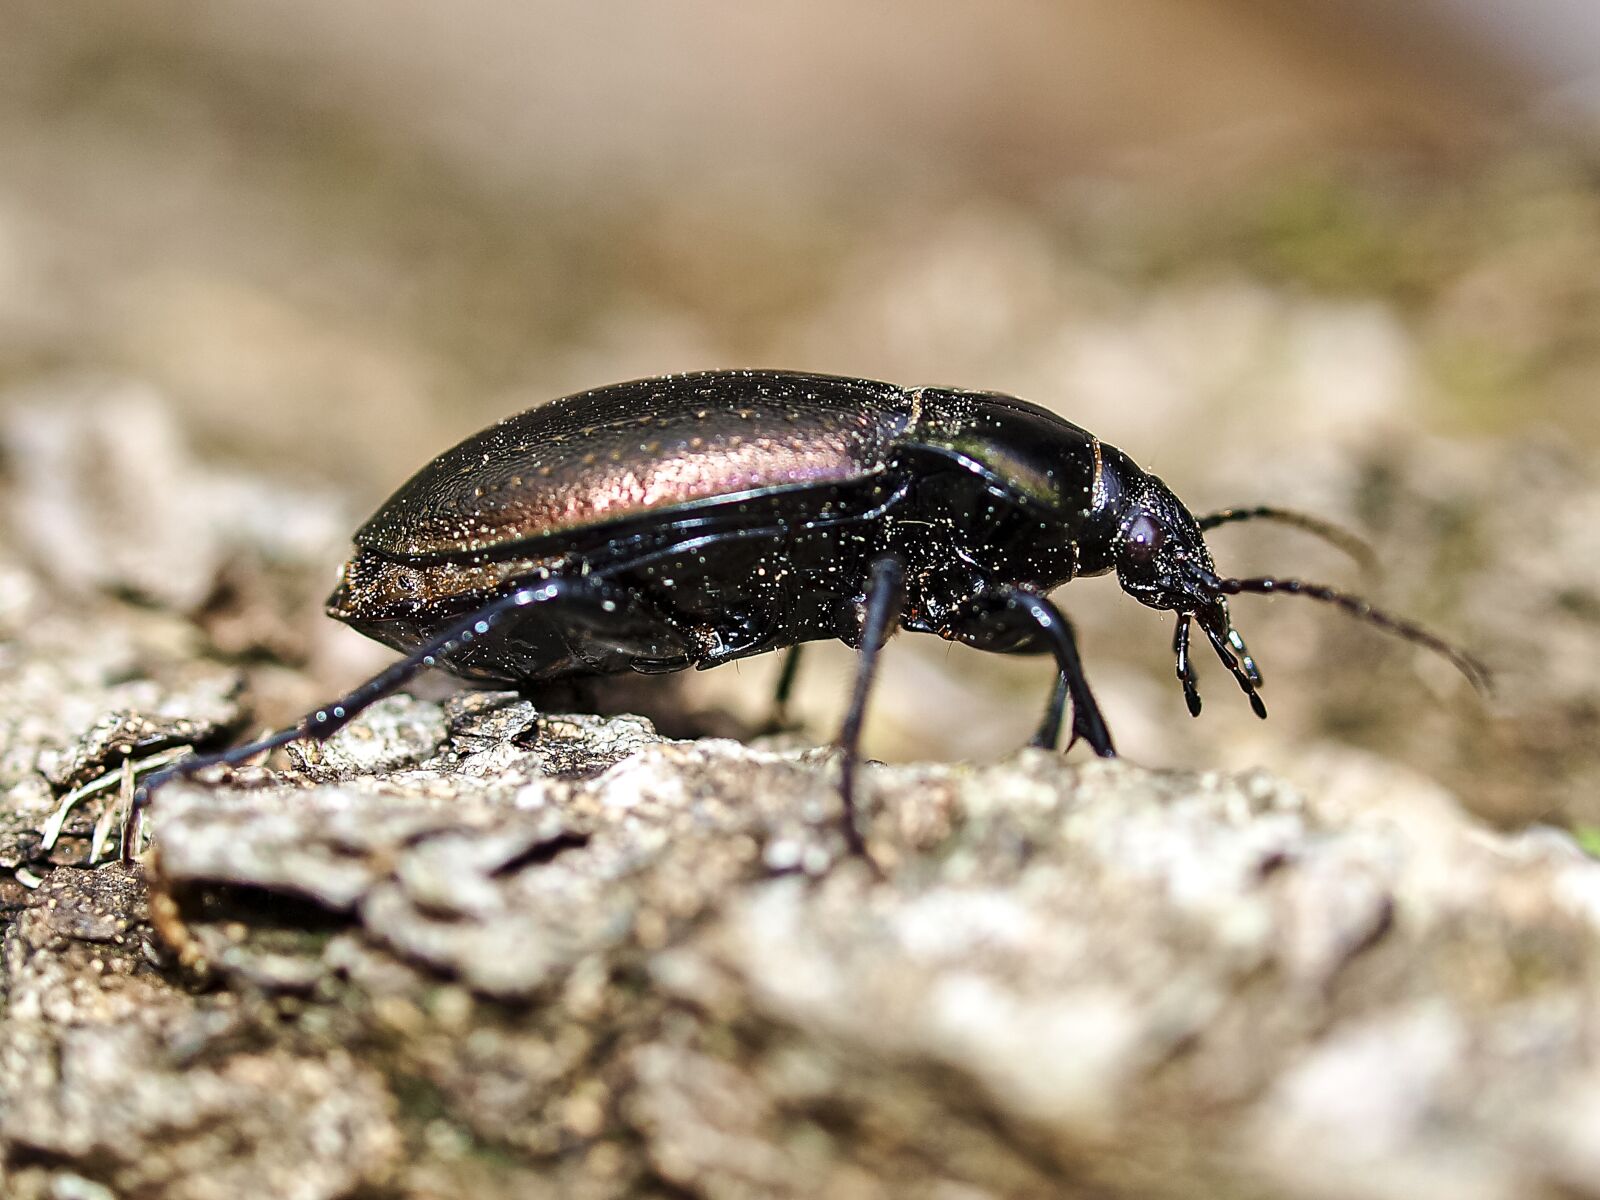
[0,388,1597,1200]
[8,697,1600,1200]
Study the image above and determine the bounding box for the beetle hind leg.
[120,725,305,861]
[120,577,626,862]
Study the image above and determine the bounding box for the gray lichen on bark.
[1,385,1599,1200]
[7,699,1600,1198]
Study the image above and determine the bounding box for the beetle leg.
[991,589,1116,759]
[767,643,806,731]
[119,724,305,861]
[835,555,904,864]
[1225,625,1262,688]
[1174,615,1202,717]
[1197,618,1268,719]
[939,589,1115,759]
[120,578,610,862]
[1028,673,1069,750]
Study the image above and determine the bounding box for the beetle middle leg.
[766,644,805,731]
[834,555,905,861]
[1029,673,1069,751]
[945,589,1117,759]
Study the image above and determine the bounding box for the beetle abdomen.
[356,371,910,558]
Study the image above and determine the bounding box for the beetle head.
[1108,473,1263,716]
[1106,469,1487,720]
[1111,474,1221,616]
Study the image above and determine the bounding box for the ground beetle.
[122,370,1486,860]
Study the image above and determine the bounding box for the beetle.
[121,370,1486,861]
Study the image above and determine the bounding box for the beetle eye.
[1124,513,1164,563]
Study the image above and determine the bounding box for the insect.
[120,370,1486,861]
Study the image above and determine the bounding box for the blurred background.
[2,0,1599,827]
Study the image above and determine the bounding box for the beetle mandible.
[122,370,1486,859]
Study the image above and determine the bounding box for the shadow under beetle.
[121,370,1487,861]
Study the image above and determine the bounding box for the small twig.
[89,762,133,863]
[39,746,191,854]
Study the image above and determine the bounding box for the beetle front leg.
[1174,613,1202,717]
[120,578,612,862]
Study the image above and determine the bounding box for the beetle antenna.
[1215,575,1491,695]
[1198,506,1378,575]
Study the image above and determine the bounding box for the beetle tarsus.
[119,725,304,861]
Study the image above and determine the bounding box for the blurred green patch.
[1572,827,1600,859]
